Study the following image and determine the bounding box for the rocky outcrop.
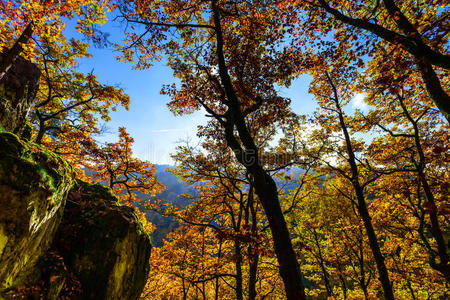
[0,54,40,135]
[0,54,151,300]
[0,131,74,292]
[0,135,152,300]
[51,181,151,299]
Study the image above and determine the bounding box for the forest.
[0,0,448,299]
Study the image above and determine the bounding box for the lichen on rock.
[0,132,74,292]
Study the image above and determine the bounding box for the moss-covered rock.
[0,132,74,292]
[52,181,151,300]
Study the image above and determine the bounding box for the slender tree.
[116,0,305,298]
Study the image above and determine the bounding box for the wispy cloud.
[151,128,187,133]
[352,93,368,111]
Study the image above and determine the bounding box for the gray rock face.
[0,54,40,135]
[0,132,74,292]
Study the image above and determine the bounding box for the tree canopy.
[1,0,448,298]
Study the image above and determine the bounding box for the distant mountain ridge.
[153,164,196,206]
[144,164,306,246]
[140,165,193,247]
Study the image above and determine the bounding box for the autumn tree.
[283,175,381,298]
[284,56,394,298]
[357,63,449,281]
[173,143,250,300]
[143,138,272,299]
[31,39,129,143]
[277,38,448,296]
[24,39,132,181]
[295,0,450,122]
[1,0,133,174]
[115,0,306,298]
[0,0,113,72]
[84,127,164,203]
[143,225,238,299]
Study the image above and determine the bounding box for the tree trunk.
[339,274,347,299]
[35,123,46,144]
[251,170,305,300]
[215,242,222,300]
[0,22,34,81]
[182,278,187,300]
[327,72,394,299]
[361,283,369,300]
[354,186,394,300]
[397,96,449,281]
[416,61,450,123]
[247,186,259,300]
[248,251,259,300]
[210,0,306,298]
[313,229,333,296]
[235,241,243,300]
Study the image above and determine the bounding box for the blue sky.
[64,19,322,165]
